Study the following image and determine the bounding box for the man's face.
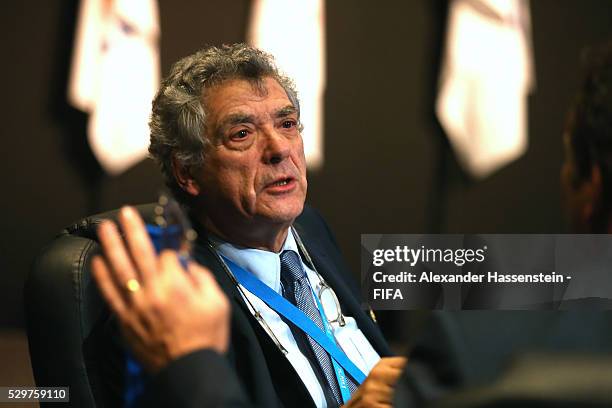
[193,77,307,230]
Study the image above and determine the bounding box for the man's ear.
[171,155,201,196]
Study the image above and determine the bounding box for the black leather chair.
[24,204,156,408]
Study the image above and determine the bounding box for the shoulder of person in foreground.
[137,349,252,408]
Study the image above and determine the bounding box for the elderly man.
[93,43,405,408]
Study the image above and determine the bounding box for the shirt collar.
[210,228,301,294]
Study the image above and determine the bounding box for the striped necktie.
[279,250,357,406]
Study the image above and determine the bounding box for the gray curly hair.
[148,43,301,205]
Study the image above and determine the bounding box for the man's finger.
[381,356,408,369]
[188,261,217,288]
[369,359,406,385]
[97,221,140,294]
[375,367,404,385]
[159,250,189,284]
[118,206,158,286]
[371,383,394,404]
[92,255,128,317]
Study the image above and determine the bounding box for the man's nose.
[262,127,291,165]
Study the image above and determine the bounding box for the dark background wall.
[1,0,611,333]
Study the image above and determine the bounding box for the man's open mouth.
[268,177,293,187]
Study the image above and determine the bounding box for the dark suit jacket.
[136,205,391,408]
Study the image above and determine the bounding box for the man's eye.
[282,120,296,129]
[232,129,249,140]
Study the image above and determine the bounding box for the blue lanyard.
[221,255,366,403]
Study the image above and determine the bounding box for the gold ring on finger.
[125,278,141,293]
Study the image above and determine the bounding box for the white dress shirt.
[212,229,380,408]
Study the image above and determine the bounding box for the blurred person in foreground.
[561,42,612,234]
[394,41,612,408]
[92,43,405,408]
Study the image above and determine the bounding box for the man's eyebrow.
[219,113,256,127]
[274,105,298,118]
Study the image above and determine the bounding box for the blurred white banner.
[436,0,534,178]
[248,0,326,169]
[68,0,160,175]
